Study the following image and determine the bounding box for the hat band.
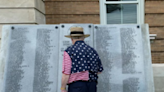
[70,31,84,35]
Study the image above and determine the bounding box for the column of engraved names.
[96,27,112,92]
[120,28,138,74]
[4,28,29,92]
[123,78,139,92]
[33,29,53,92]
[120,28,140,92]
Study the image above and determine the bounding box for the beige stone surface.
[0,9,45,24]
[153,64,164,76]
[35,9,46,24]
[0,0,45,14]
[0,0,35,7]
[35,0,45,14]
[154,77,164,92]
[152,64,164,92]
[0,9,35,23]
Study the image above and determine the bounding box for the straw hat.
[65,27,90,38]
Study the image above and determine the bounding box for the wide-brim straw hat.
[65,27,90,38]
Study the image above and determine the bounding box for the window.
[99,0,144,24]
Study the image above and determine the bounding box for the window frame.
[99,0,145,24]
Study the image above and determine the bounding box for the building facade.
[0,0,164,92]
[44,0,164,64]
[0,1,163,63]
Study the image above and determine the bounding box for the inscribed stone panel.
[1,25,59,92]
[94,24,150,92]
[0,24,154,92]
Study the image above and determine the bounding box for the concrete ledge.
[152,64,164,92]
[0,9,45,24]
[153,64,164,76]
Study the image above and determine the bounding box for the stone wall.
[0,0,46,47]
[145,0,164,63]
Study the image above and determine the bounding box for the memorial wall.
[0,24,154,92]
